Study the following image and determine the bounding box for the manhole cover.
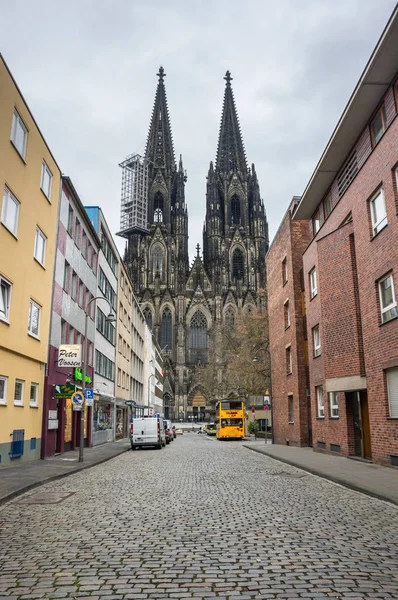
[269,471,307,479]
[16,492,75,504]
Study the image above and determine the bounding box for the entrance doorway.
[347,391,371,460]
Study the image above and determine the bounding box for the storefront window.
[93,401,113,432]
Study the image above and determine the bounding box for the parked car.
[130,416,166,450]
[172,425,177,439]
[163,419,173,444]
[206,422,217,436]
[175,428,183,435]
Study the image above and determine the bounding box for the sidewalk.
[243,441,398,506]
[0,439,131,506]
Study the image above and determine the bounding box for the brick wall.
[267,209,311,446]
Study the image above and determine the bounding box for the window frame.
[386,367,398,418]
[2,187,20,236]
[284,299,290,329]
[10,109,28,159]
[323,192,332,219]
[28,299,41,338]
[40,161,53,200]
[286,345,292,375]
[14,379,25,406]
[312,208,320,235]
[370,188,387,236]
[378,273,397,324]
[288,394,294,424]
[282,257,288,286]
[313,324,321,357]
[309,268,317,299]
[0,276,12,323]
[316,385,324,418]
[30,382,39,407]
[0,375,8,405]
[370,104,387,147]
[75,218,81,248]
[329,391,339,418]
[34,226,47,266]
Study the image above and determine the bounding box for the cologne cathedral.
[122,68,269,421]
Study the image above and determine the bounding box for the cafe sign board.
[58,344,81,368]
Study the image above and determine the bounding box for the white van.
[130,416,166,450]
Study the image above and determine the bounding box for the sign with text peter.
[58,344,82,368]
[54,383,76,398]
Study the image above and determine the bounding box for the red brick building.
[268,8,398,466]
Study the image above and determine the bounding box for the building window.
[370,189,387,236]
[14,379,25,406]
[61,319,67,344]
[371,105,387,146]
[67,205,74,235]
[101,227,117,274]
[313,324,321,357]
[152,247,163,280]
[378,273,397,324]
[82,231,87,258]
[75,219,81,248]
[316,385,324,418]
[189,311,208,349]
[2,187,20,236]
[68,325,75,344]
[288,395,294,423]
[154,192,164,223]
[117,368,121,387]
[161,307,173,350]
[30,383,39,407]
[34,227,46,265]
[232,248,244,282]
[284,300,290,329]
[0,276,12,322]
[0,375,8,405]
[97,308,116,345]
[281,257,288,286]
[28,300,41,337]
[95,350,115,381]
[98,268,116,310]
[143,307,152,330]
[286,346,292,374]
[330,392,339,418]
[323,192,332,218]
[231,194,241,225]
[312,209,320,235]
[40,161,52,200]
[63,262,70,293]
[11,109,28,159]
[310,268,317,298]
[386,367,398,418]
[225,307,235,327]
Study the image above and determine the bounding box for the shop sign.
[58,344,81,368]
[74,368,92,384]
[54,383,76,398]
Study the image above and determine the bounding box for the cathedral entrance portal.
[189,391,207,423]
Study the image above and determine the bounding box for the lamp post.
[79,296,116,463]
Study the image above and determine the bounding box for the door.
[349,391,372,460]
[360,391,372,460]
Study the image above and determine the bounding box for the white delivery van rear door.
[132,418,159,447]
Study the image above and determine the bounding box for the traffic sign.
[85,389,94,399]
[71,392,83,405]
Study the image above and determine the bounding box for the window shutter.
[387,368,398,418]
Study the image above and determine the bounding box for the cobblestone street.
[1,435,398,600]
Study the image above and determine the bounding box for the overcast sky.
[2,0,396,260]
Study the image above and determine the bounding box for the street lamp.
[79,296,116,462]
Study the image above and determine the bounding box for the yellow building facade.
[0,55,61,465]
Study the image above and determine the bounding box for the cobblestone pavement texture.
[0,435,397,600]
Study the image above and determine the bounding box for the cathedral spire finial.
[157,66,166,82]
[224,70,233,86]
[196,243,200,257]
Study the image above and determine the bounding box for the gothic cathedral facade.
[123,68,269,421]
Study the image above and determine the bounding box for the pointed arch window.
[190,311,208,349]
[152,246,163,280]
[225,307,235,327]
[231,195,241,225]
[161,308,172,350]
[143,307,152,330]
[154,192,164,223]
[232,248,244,282]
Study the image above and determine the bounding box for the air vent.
[390,455,398,467]
[330,444,341,453]
[317,441,326,450]
[337,151,358,198]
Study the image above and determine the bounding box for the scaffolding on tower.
[118,153,150,237]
